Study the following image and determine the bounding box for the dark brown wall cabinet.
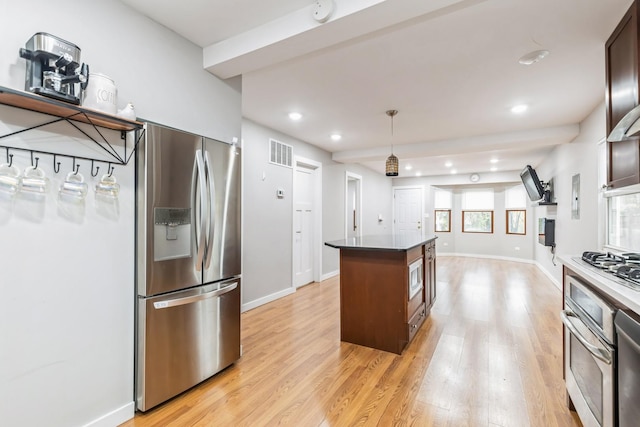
[606,0,640,188]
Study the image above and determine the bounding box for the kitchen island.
[325,234,437,354]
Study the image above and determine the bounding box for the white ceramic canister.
[82,73,117,114]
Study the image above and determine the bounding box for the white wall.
[0,1,240,426]
[242,119,392,310]
[534,102,605,286]
[391,176,535,261]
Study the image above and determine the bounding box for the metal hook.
[53,154,61,173]
[91,160,99,177]
[108,163,114,177]
[6,148,13,167]
[74,164,80,175]
[31,152,39,169]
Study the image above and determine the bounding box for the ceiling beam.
[203,0,477,79]
[332,124,580,163]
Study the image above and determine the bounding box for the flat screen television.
[520,165,546,202]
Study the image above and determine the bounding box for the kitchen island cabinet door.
[606,0,640,189]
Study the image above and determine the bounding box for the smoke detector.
[313,0,335,23]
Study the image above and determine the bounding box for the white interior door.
[345,172,363,239]
[394,187,423,235]
[293,163,316,287]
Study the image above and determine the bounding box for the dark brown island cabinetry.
[325,235,437,354]
[606,0,640,188]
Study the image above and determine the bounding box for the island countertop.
[325,233,437,252]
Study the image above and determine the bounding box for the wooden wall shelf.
[0,86,142,132]
[0,85,144,165]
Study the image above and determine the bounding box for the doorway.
[293,157,322,288]
[393,186,423,235]
[345,172,362,239]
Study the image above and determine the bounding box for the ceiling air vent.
[269,138,293,168]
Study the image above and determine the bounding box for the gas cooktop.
[574,251,640,291]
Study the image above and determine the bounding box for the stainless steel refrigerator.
[135,123,241,412]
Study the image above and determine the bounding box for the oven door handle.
[561,309,612,365]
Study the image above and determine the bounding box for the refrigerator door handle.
[203,150,216,269]
[193,149,207,270]
[153,282,238,309]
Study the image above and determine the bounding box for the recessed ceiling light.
[518,49,549,65]
[490,158,499,164]
[511,104,528,114]
[405,165,413,170]
[445,161,453,168]
[330,133,342,141]
[415,172,422,177]
[490,167,498,172]
[289,112,302,121]
[450,169,457,174]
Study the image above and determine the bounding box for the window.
[505,186,526,235]
[435,210,451,232]
[607,192,640,250]
[462,211,494,233]
[506,210,526,234]
[434,188,452,209]
[505,185,526,209]
[434,188,452,232]
[462,189,493,233]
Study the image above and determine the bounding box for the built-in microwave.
[408,258,423,300]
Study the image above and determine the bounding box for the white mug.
[0,163,21,195]
[21,166,49,194]
[59,171,88,201]
[95,173,119,199]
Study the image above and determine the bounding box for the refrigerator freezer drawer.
[136,279,241,412]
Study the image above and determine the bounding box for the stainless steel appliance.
[562,274,617,427]
[135,123,241,412]
[408,257,423,300]
[18,32,89,105]
[615,310,640,427]
[576,251,640,291]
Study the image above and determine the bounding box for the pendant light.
[385,109,399,177]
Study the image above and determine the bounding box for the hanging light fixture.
[385,109,399,176]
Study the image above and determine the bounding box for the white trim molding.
[320,270,339,281]
[242,288,296,313]
[82,402,134,427]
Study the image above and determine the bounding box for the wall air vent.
[269,138,293,168]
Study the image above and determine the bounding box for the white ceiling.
[121,0,631,180]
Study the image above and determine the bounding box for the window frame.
[506,209,526,235]
[462,210,494,234]
[434,209,451,232]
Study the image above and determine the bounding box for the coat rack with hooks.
[2,145,116,177]
[0,85,144,166]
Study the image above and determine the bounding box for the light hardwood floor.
[121,256,582,427]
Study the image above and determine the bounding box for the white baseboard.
[437,252,535,264]
[320,270,339,281]
[242,287,296,312]
[535,261,562,290]
[82,402,135,427]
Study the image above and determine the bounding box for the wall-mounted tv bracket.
[538,179,556,205]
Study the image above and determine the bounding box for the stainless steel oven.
[562,275,617,427]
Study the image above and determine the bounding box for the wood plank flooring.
[121,256,582,427]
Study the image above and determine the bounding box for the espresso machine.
[18,32,89,105]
